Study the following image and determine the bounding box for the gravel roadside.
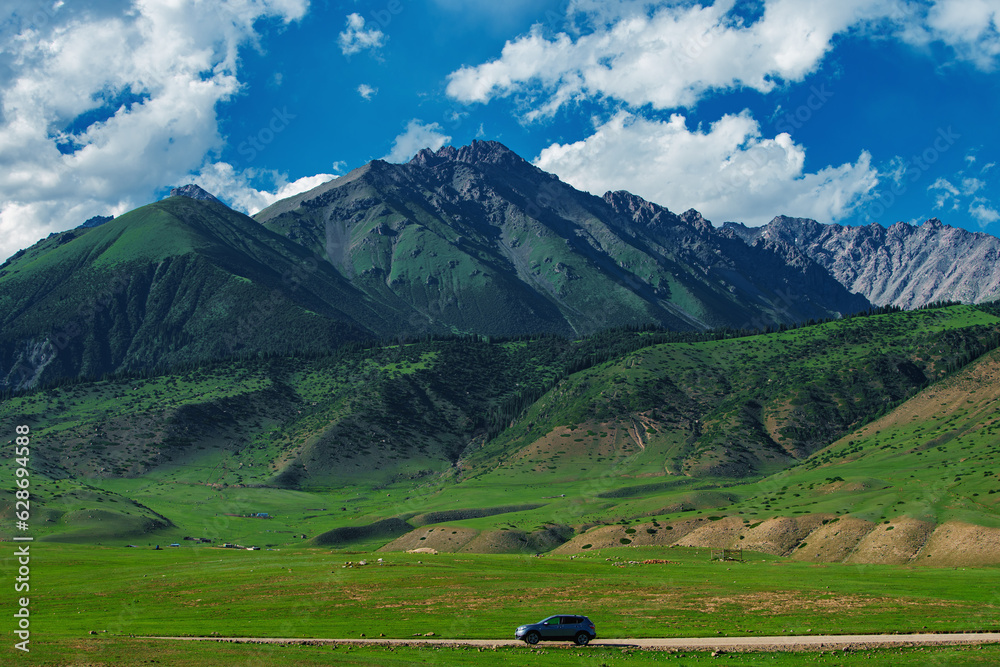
[140,632,1000,653]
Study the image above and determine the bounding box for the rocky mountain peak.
[603,190,654,213]
[169,184,221,203]
[766,215,824,236]
[408,146,457,168]
[603,193,720,239]
[680,209,712,232]
[737,215,1000,308]
[719,221,760,243]
[409,140,528,171]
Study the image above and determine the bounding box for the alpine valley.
[5,141,1000,568]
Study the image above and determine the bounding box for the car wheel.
[524,631,540,645]
[575,632,590,646]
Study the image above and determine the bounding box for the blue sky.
[1,0,999,262]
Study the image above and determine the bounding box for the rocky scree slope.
[724,216,1000,309]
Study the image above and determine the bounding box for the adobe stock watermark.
[524,178,571,222]
[700,84,836,204]
[671,27,717,68]
[860,126,961,223]
[369,0,406,29]
[237,107,297,162]
[702,84,834,204]
[10,424,33,653]
[12,1,61,36]
[538,0,573,34]
[338,0,407,64]
[325,217,354,279]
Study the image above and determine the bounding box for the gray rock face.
[169,184,221,203]
[410,140,528,170]
[724,216,1000,308]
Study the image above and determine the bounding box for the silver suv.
[515,615,597,645]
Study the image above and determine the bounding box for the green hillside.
[0,329,714,492]
[5,304,1000,560]
[0,196,393,390]
[762,340,1000,528]
[532,341,1000,567]
[468,305,1000,480]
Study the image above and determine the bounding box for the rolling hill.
[5,304,1000,564]
[546,340,1000,567]
[464,305,1000,480]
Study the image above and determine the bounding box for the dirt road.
[143,632,1000,652]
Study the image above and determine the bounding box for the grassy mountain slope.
[0,196,393,390]
[776,342,1000,528]
[1,329,723,495]
[542,343,1000,566]
[0,337,574,492]
[255,141,870,337]
[1,141,873,391]
[466,305,1000,482]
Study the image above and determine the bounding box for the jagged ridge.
[724,216,1000,308]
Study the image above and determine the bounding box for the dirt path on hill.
[142,632,1000,652]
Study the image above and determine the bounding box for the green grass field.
[9,543,1000,664]
[18,544,1000,638]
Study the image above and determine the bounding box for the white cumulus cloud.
[971,202,1000,224]
[901,0,1000,70]
[534,111,879,225]
[928,160,1000,227]
[189,162,337,215]
[0,0,310,262]
[446,0,902,119]
[446,0,1000,120]
[382,120,451,163]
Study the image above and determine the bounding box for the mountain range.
[724,215,1000,309]
[5,141,1000,559]
[254,141,869,333]
[1,140,998,391]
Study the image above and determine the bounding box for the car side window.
[563,616,578,624]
